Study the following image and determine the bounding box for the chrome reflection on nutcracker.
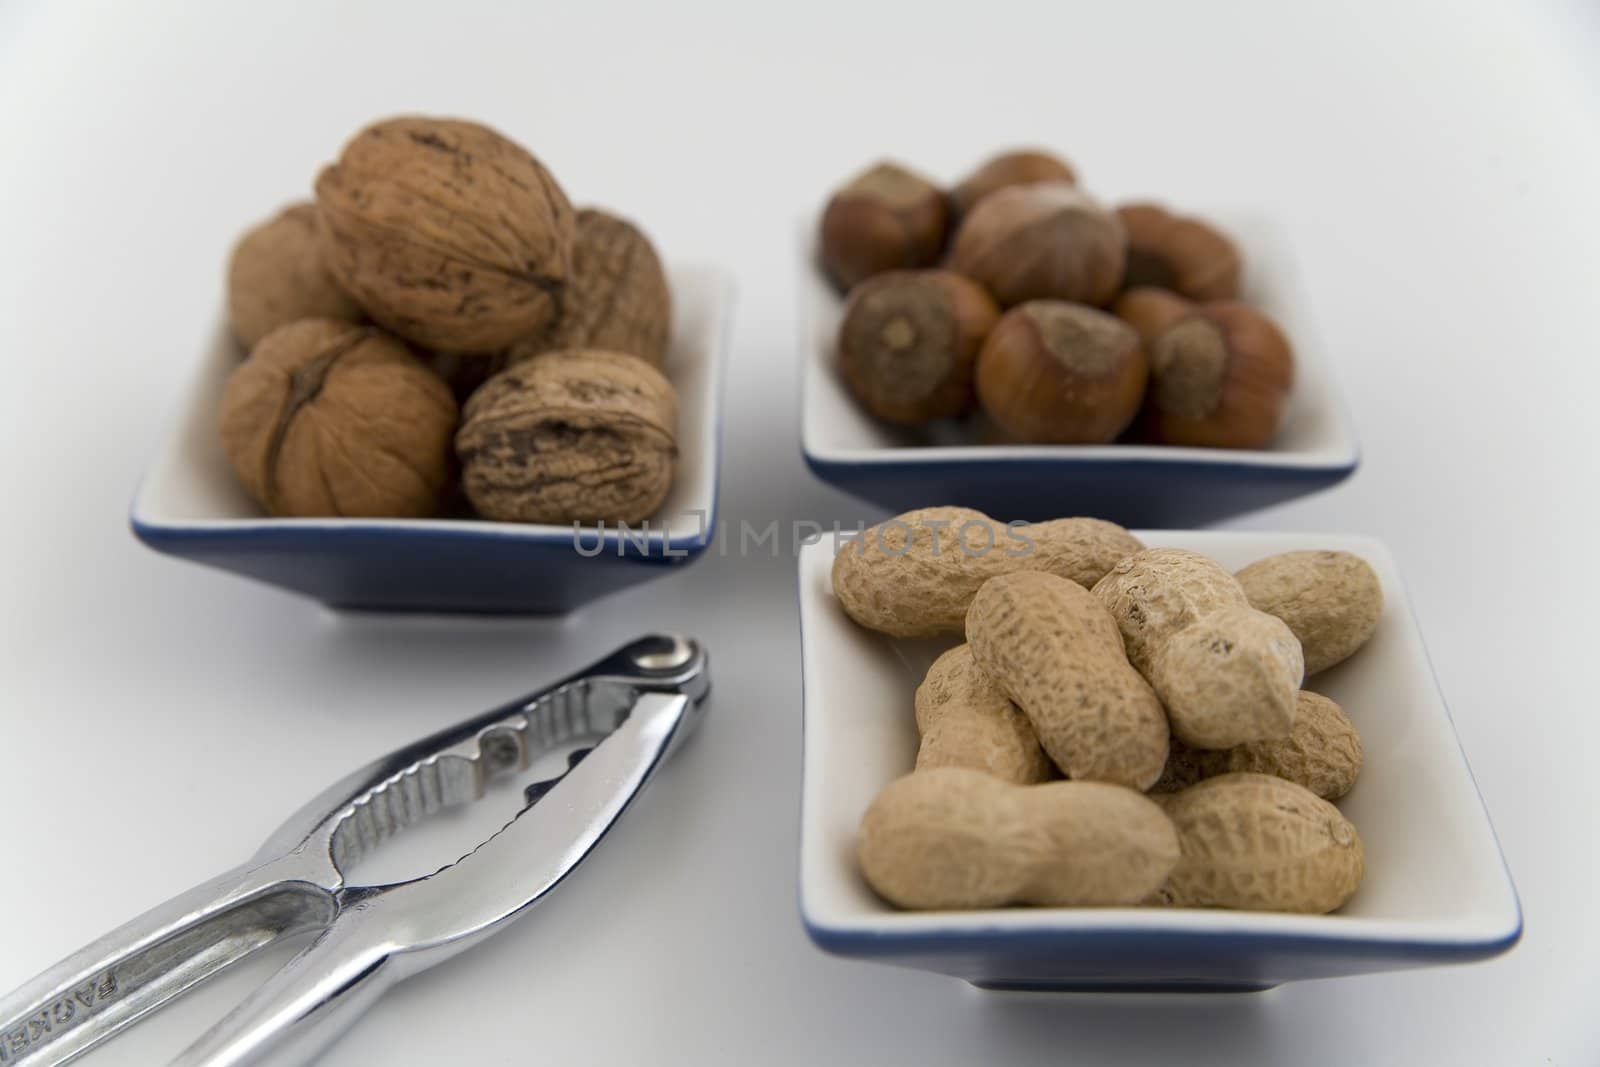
[0,635,710,1067]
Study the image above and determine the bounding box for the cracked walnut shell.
[219,319,458,517]
[510,209,672,368]
[457,350,678,525]
[315,116,576,353]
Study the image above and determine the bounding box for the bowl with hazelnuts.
[803,150,1359,526]
[132,116,733,614]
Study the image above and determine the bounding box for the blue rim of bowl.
[802,448,1361,480]
[130,500,720,564]
[799,910,1523,963]
[794,539,1521,966]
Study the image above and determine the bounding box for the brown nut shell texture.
[837,270,999,424]
[976,301,1148,444]
[1154,772,1364,913]
[425,351,510,406]
[819,161,949,291]
[948,183,1126,307]
[914,645,1053,784]
[1153,690,1362,800]
[858,768,1179,910]
[967,571,1170,790]
[1140,302,1294,450]
[316,116,576,353]
[831,507,1144,638]
[1112,286,1195,347]
[1092,548,1249,675]
[227,203,363,349]
[950,149,1077,220]
[1150,603,1305,749]
[456,349,678,525]
[512,208,672,369]
[1093,548,1304,749]
[1237,550,1384,675]
[1117,202,1242,301]
[219,320,458,518]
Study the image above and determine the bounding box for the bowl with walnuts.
[797,510,1520,991]
[132,116,732,614]
[801,150,1359,526]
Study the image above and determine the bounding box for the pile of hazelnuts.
[819,150,1294,449]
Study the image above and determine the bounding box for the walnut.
[425,351,510,405]
[226,203,363,349]
[219,319,457,517]
[315,116,576,353]
[510,209,672,368]
[456,350,677,525]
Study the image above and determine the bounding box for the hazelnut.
[1116,202,1242,301]
[219,319,457,517]
[975,301,1147,443]
[837,270,999,424]
[457,350,677,525]
[948,183,1125,308]
[819,162,948,292]
[1112,286,1195,346]
[315,116,576,353]
[510,208,673,368]
[226,203,363,349]
[1139,302,1293,449]
[950,149,1077,219]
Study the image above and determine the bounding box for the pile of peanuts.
[831,508,1383,914]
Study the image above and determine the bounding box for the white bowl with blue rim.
[797,530,1520,992]
[132,265,734,614]
[800,216,1359,526]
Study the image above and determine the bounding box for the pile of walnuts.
[219,116,676,524]
[819,150,1294,449]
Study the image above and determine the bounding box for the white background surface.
[1,1,1596,1064]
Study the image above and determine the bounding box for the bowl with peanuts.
[797,507,1520,991]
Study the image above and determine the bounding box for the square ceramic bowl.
[800,217,1359,526]
[132,265,733,614]
[798,531,1521,992]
